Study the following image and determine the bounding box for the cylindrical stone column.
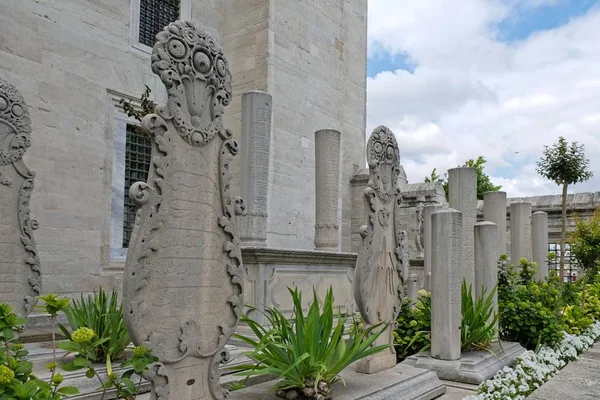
[407,275,419,306]
[483,191,507,258]
[475,222,499,339]
[532,211,549,280]
[448,167,477,289]
[314,129,341,250]
[510,202,532,265]
[239,91,272,246]
[431,208,463,361]
[424,205,442,291]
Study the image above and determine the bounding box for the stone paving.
[528,344,600,400]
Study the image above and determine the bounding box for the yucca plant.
[230,286,388,400]
[59,288,130,362]
[461,279,498,352]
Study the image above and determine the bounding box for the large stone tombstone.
[123,22,245,400]
[354,126,406,374]
[0,78,41,316]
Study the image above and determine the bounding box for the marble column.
[424,205,442,291]
[483,191,507,258]
[448,167,477,289]
[314,129,341,250]
[532,211,549,280]
[407,275,420,306]
[431,208,462,361]
[475,222,499,338]
[239,91,272,246]
[510,202,532,265]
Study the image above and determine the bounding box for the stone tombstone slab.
[483,191,507,257]
[239,91,272,246]
[0,78,41,316]
[532,211,549,280]
[314,129,341,250]
[448,167,477,289]
[474,221,498,339]
[510,202,532,265]
[354,126,406,374]
[431,208,462,361]
[415,195,425,259]
[122,21,245,400]
[424,204,442,291]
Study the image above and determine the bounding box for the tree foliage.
[571,209,600,283]
[536,137,593,187]
[424,156,501,200]
[536,137,593,284]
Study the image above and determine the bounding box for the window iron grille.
[139,0,180,47]
[548,243,580,283]
[123,125,152,248]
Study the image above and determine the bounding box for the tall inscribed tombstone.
[354,126,407,374]
[0,78,41,316]
[123,21,245,400]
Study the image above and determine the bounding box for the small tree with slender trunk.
[536,137,593,284]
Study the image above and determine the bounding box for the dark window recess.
[139,0,180,47]
[123,125,152,248]
[548,242,580,282]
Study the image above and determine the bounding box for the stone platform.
[227,363,446,400]
[403,341,525,384]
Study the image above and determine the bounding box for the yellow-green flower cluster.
[45,362,59,371]
[133,345,149,358]
[0,365,14,385]
[71,327,95,344]
[51,373,64,385]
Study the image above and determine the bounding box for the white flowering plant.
[464,321,600,400]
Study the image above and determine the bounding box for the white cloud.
[367,1,600,196]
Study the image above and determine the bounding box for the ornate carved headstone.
[0,78,41,316]
[123,21,245,400]
[354,126,406,374]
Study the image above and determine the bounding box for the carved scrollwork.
[0,78,40,316]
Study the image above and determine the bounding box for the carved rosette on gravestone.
[122,21,245,400]
[0,78,41,316]
[354,126,406,374]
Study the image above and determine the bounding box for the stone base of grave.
[402,341,525,384]
[227,363,446,400]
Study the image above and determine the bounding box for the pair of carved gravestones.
[2,21,409,399]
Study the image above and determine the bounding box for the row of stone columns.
[239,90,343,250]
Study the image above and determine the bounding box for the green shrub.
[0,303,79,399]
[393,290,431,361]
[561,304,593,335]
[230,287,388,400]
[461,280,497,351]
[59,288,130,362]
[499,280,564,349]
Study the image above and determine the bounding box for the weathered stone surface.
[474,221,498,338]
[314,129,341,250]
[239,91,272,247]
[122,22,245,400]
[354,126,406,374]
[483,191,507,257]
[239,247,356,327]
[424,205,443,291]
[510,202,532,265]
[404,342,525,384]
[448,167,477,288]
[532,211,549,280]
[0,78,41,316]
[407,275,419,305]
[415,195,425,259]
[227,363,445,400]
[431,208,462,361]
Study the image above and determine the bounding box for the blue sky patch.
[496,0,597,42]
[367,41,416,78]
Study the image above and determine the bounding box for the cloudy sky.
[366,0,600,197]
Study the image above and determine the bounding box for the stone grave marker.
[0,78,41,316]
[123,21,245,400]
[354,125,407,374]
